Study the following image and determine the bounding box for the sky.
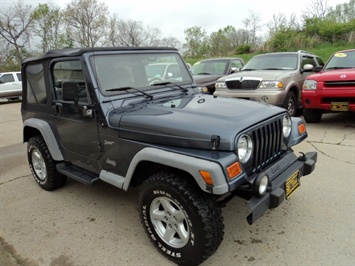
[1,0,349,42]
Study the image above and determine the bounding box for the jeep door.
[51,59,101,165]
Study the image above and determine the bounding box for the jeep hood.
[220,70,294,81]
[194,74,223,85]
[109,95,284,151]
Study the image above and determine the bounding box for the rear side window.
[0,73,15,83]
[16,73,22,81]
[26,64,47,105]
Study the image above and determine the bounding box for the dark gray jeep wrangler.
[21,47,317,265]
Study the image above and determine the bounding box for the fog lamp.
[253,174,269,197]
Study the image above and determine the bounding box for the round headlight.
[282,115,292,138]
[237,134,253,163]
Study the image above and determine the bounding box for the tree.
[209,30,228,57]
[64,0,109,47]
[304,0,330,19]
[0,0,34,65]
[327,0,355,23]
[159,36,182,50]
[32,3,70,53]
[242,11,262,46]
[182,26,208,58]
[267,13,288,37]
[235,29,249,46]
[108,18,162,47]
[209,26,238,56]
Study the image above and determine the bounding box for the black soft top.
[22,46,178,64]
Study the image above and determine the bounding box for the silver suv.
[214,51,324,116]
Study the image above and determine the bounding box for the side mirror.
[62,81,79,102]
[229,67,239,74]
[313,65,323,72]
[303,64,314,72]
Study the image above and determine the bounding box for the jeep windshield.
[90,53,193,96]
[242,54,298,71]
[324,50,355,71]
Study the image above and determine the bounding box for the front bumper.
[302,89,355,111]
[246,151,317,225]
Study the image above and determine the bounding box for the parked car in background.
[145,62,181,84]
[191,57,244,94]
[302,49,355,123]
[0,71,22,100]
[214,51,324,116]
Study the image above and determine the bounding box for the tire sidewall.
[285,91,297,116]
[140,183,208,263]
[28,140,49,187]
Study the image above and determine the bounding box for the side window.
[26,64,47,105]
[0,74,15,83]
[166,64,181,80]
[301,56,317,68]
[231,60,243,69]
[316,57,325,66]
[52,60,88,103]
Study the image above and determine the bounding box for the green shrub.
[235,44,252,54]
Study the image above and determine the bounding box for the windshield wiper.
[242,68,256,71]
[106,86,153,100]
[150,81,189,92]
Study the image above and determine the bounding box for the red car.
[302,49,355,123]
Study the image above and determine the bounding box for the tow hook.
[298,152,307,161]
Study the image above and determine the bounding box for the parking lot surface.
[0,101,354,265]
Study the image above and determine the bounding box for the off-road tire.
[28,136,67,191]
[139,171,224,266]
[303,108,322,123]
[284,91,297,116]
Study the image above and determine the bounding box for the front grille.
[226,79,260,90]
[250,118,283,173]
[324,80,355,87]
[321,97,355,104]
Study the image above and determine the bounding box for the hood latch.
[211,135,220,150]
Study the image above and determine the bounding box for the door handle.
[54,102,63,115]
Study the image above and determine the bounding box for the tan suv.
[214,51,324,116]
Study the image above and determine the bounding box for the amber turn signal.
[199,170,213,185]
[298,123,306,134]
[227,162,241,179]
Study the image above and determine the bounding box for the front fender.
[122,147,229,195]
[287,117,308,147]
